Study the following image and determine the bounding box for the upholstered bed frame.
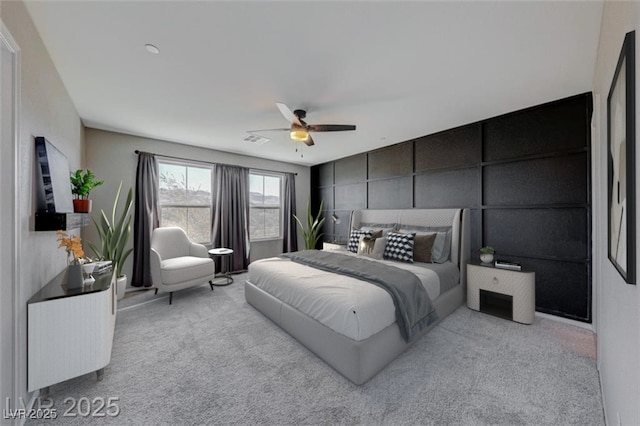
[245,208,470,384]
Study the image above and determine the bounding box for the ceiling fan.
[248,102,356,146]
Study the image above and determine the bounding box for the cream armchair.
[150,227,215,304]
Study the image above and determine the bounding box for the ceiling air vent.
[243,134,270,145]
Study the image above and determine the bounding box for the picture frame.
[607,30,636,285]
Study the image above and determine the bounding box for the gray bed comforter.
[281,250,438,342]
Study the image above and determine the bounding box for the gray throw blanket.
[281,250,438,342]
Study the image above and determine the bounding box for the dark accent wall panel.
[335,183,367,211]
[318,162,334,187]
[470,209,483,257]
[368,177,412,209]
[505,255,590,321]
[310,92,592,322]
[368,142,413,179]
[483,153,588,206]
[334,210,351,240]
[414,168,478,208]
[319,187,334,211]
[320,210,333,244]
[334,154,366,184]
[415,123,481,171]
[484,208,588,260]
[483,95,588,161]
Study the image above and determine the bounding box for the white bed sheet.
[247,252,459,341]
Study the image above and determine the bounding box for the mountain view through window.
[250,173,282,240]
[158,161,213,244]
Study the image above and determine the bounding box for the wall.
[1,0,84,413]
[593,3,640,424]
[312,94,592,322]
[84,128,310,287]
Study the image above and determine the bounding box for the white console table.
[27,268,116,393]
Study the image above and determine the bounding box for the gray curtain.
[132,152,159,287]
[211,165,250,272]
[282,173,298,253]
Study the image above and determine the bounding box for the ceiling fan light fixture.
[290,125,309,142]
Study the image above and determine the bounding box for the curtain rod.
[134,150,297,176]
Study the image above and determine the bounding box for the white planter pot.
[116,275,127,301]
[480,253,494,264]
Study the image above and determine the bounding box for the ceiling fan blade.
[303,134,315,146]
[247,128,290,133]
[307,124,356,132]
[276,102,302,126]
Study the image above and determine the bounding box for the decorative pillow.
[348,229,372,253]
[360,227,383,238]
[358,235,376,255]
[399,227,452,263]
[383,232,415,263]
[371,237,387,260]
[413,233,437,263]
[359,222,397,237]
[358,236,386,260]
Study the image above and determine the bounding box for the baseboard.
[535,311,595,332]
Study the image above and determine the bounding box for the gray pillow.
[359,222,397,237]
[413,233,437,263]
[399,227,452,263]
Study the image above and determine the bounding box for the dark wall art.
[607,30,636,285]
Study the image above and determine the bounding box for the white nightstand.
[322,242,346,251]
[467,262,535,324]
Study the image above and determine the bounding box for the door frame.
[0,18,21,410]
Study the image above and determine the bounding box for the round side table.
[208,248,234,286]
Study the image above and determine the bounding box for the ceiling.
[24,1,603,166]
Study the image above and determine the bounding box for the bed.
[245,208,470,384]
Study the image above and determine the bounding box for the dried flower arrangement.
[56,230,84,265]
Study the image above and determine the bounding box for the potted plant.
[480,246,495,264]
[87,182,133,300]
[293,199,325,250]
[70,169,104,213]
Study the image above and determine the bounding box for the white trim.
[0,18,21,419]
[591,93,602,351]
[534,311,595,332]
[157,159,214,245]
[249,171,284,242]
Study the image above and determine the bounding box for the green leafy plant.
[480,246,495,255]
[87,182,133,278]
[293,199,325,250]
[70,169,104,199]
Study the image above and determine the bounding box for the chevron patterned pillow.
[383,232,416,263]
[348,229,373,253]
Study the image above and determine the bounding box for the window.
[158,160,213,244]
[249,172,282,240]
